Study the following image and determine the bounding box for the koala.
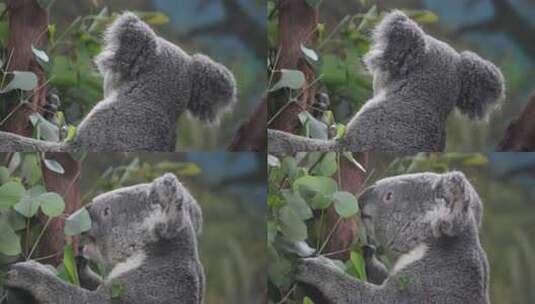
[0,12,237,152]
[5,173,205,304]
[294,171,489,304]
[269,10,505,153]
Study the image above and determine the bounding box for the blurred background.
[369,152,535,304]
[312,0,535,152]
[34,0,265,150]
[80,152,266,304]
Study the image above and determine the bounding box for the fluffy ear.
[430,171,481,237]
[364,10,427,77]
[188,54,237,124]
[456,51,505,120]
[95,12,158,80]
[150,173,186,239]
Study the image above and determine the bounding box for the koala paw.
[5,261,56,290]
[362,245,376,260]
[294,256,340,285]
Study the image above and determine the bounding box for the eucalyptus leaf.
[0,166,9,184]
[0,221,21,256]
[0,181,25,210]
[282,190,312,220]
[301,44,319,61]
[21,154,42,186]
[63,244,79,285]
[29,113,60,142]
[64,207,92,236]
[333,191,359,218]
[8,152,21,174]
[38,192,65,217]
[269,69,305,92]
[0,209,26,231]
[279,206,308,242]
[350,251,367,280]
[13,186,45,217]
[267,155,281,167]
[31,45,50,63]
[0,71,38,93]
[44,158,65,174]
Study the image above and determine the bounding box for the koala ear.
[188,54,237,124]
[95,12,158,80]
[456,51,505,120]
[364,10,426,77]
[150,173,186,239]
[430,172,479,237]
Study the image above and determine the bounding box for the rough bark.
[268,0,319,133]
[497,92,535,152]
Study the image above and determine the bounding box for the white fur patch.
[423,203,450,225]
[140,205,167,234]
[392,244,427,274]
[107,251,146,280]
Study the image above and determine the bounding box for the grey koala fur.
[269,10,505,153]
[0,12,237,152]
[5,173,205,304]
[294,171,489,304]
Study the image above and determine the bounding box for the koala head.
[95,12,237,123]
[82,173,201,268]
[364,10,504,120]
[358,172,482,259]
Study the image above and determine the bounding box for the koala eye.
[383,191,393,203]
[102,207,111,217]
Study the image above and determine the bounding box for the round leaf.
[269,69,306,92]
[13,186,45,217]
[281,190,312,220]
[38,192,65,217]
[31,45,50,63]
[0,221,22,256]
[278,206,307,242]
[301,44,319,61]
[0,166,10,184]
[21,154,42,186]
[333,191,359,218]
[0,181,25,210]
[64,207,92,236]
[0,71,38,92]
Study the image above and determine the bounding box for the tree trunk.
[3,0,81,266]
[268,0,319,132]
[228,96,267,151]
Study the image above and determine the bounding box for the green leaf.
[66,125,77,141]
[304,297,316,304]
[8,152,21,174]
[29,113,60,142]
[298,111,329,140]
[281,156,298,180]
[301,44,319,61]
[0,209,26,231]
[279,206,308,242]
[110,280,125,298]
[406,10,438,23]
[64,207,92,236]
[0,221,21,256]
[63,244,79,285]
[269,69,306,92]
[43,158,65,174]
[36,0,55,9]
[0,166,10,184]
[13,186,45,217]
[293,175,337,196]
[282,190,313,220]
[21,154,42,186]
[333,191,359,218]
[314,152,337,176]
[0,71,38,93]
[0,181,25,210]
[38,192,65,217]
[134,11,170,25]
[462,154,488,166]
[350,251,367,280]
[305,0,323,8]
